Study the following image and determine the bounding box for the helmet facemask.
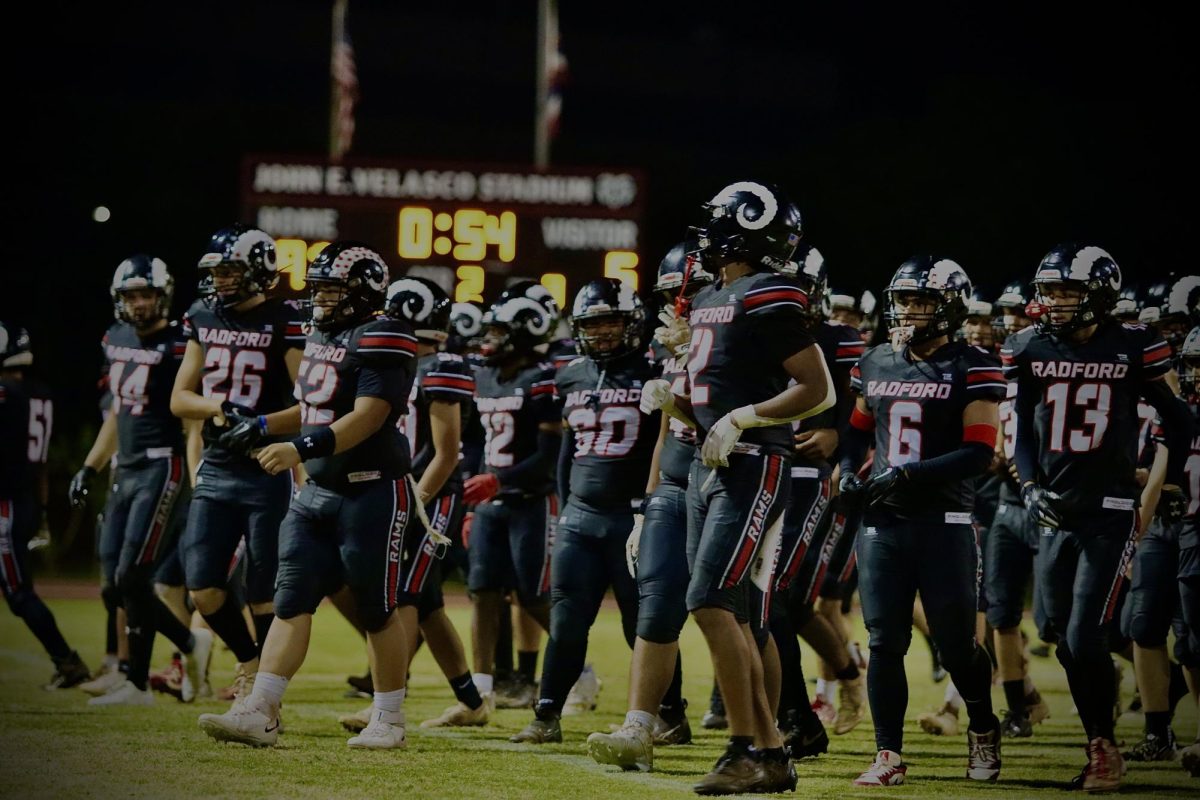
[885,289,959,349]
[116,287,169,331]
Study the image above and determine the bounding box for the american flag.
[535,0,567,167]
[330,0,358,162]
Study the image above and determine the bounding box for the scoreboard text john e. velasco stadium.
[240,155,647,310]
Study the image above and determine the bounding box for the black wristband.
[291,428,336,461]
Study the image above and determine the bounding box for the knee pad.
[115,564,154,598]
[100,583,122,614]
[356,603,393,634]
[1125,602,1169,649]
[866,626,911,657]
[1176,630,1200,669]
[635,590,686,645]
[272,583,320,622]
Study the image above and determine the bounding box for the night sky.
[6,1,1189,445]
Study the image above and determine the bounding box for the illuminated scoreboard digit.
[241,156,646,311]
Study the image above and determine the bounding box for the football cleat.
[149,653,186,700]
[967,725,1002,781]
[339,705,372,733]
[1026,689,1050,725]
[999,709,1033,738]
[587,723,654,772]
[1124,730,1178,762]
[833,676,866,735]
[345,671,373,699]
[1082,737,1125,793]
[494,677,537,709]
[652,703,692,746]
[347,710,406,750]
[420,694,493,728]
[562,664,601,716]
[44,651,90,691]
[198,698,280,747]
[1179,741,1200,777]
[853,750,907,787]
[918,702,960,736]
[510,717,562,744]
[79,663,125,697]
[87,679,154,707]
[694,747,765,795]
[811,696,837,726]
[183,628,214,705]
[783,714,829,759]
[755,753,798,794]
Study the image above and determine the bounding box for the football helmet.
[111,254,174,328]
[480,292,556,364]
[447,301,485,354]
[654,240,715,304]
[0,321,32,369]
[570,278,645,361]
[1177,326,1200,403]
[1158,274,1200,348]
[883,256,972,347]
[1029,243,1121,336]
[305,241,390,331]
[197,224,278,308]
[690,181,802,273]
[386,276,451,344]
[781,243,830,326]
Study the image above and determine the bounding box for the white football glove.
[639,378,675,416]
[700,411,743,468]
[654,308,692,356]
[625,513,644,577]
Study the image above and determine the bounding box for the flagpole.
[534,0,550,169]
[330,0,348,162]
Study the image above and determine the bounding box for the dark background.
[3,1,1188,554]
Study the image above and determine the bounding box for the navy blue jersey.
[687,272,816,454]
[0,378,31,497]
[1182,401,1200,548]
[996,380,1022,504]
[1002,320,1173,515]
[792,320,864,473]
[558,351,659,510]
[400,352,475,492]
[546,338,578,372]
[183,297,305,468]
[102,322,188,467]
[25,377,53,468]
[295,316,418,491]
[658,354,697,486]
[851,341,1005,521]
[474,360,559,497]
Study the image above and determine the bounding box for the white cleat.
[199,698,280,747]
[347,710,406,749]
[339,705,372,733]
[87,679,154,707]
[420,694,493,728]
[563,664,602,716]
[79,666,125,697]
[917,702,960,736]
[182,629,214,705]
[587,723,654,772]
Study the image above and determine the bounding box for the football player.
[198,242,421,749]
[1004,244,1194,791]
[511,278,658,745]
[386,277,490,728]
[463,288,561,708]
[586,243,708,772]
[840,257,1005,787]
[1,322,88,689]
[70,256,212,705]
[1123,275,1200,762]
[767,244,867,749]
[641,182,834,794]
[1173,326,1200,776]
[170,225,304,699]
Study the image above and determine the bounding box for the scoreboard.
[240,155,647,311]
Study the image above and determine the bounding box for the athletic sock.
[251,671,288,709]
[660,652,685,713]
[472,673,494,695]
[449,672,483,710]
[1145,710,1170,740]
[867,650,908,754]
[373,688,405,714]
[154,596,194,653]
[815,678,832,703]
[201,597,258,664]
[625,709,656,730]
[253,613,274,657]
[517,649,539,684]
[1003,679,1028,718]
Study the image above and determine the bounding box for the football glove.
[68,466,97,507]
[1157,485,1187,525]
[216,404,264,455]
[639,379,675,416]
[838,472,866,511]
[863,466,907,509]
[700,412,741,468]
[625,513,644,578]
[1021,483,1063,529]
[463,473,500,506]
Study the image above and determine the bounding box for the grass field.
[1,593,1196,799]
